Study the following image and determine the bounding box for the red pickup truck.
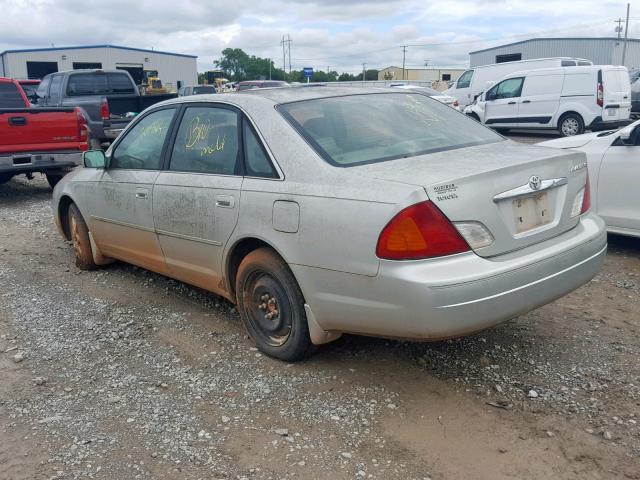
[0,77,88,188]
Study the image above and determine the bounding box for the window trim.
[108,105,179,172]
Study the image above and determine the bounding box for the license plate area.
[512,192,550,233]
[12,156,31,165]
[606,107,618,117]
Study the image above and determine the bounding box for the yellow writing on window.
[200,135,226,157]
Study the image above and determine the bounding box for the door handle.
[508,101,517,105]
[522,100,531,104]
[215,195,235,208]
[135,190,149,199]
[8,116,27,126]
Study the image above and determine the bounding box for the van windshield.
[278,93,502,167]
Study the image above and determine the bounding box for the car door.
[483,77,524,127]
[88,107,177,273]
[517,73,562,128]
[152,103,244,293]
[595,130,640,233]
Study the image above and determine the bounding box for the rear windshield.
[193,86,217,94]
[278,93,502,167]
[67,72,135,95]
[0,82,25,108]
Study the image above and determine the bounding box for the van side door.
[483,77,524,127]
[517,73,562,128]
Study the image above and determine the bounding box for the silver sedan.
[52,87,607,361]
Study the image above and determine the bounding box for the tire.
[236,247,312,361]
[46,173,64,189]
[68,204,97,270]
[0,174,13,184]
[559,113,584,137]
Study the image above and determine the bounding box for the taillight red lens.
[100,98,110,120]
[453,100,459,107]
[376,201,470,260]
[581,172,591,214]
[597,83,603,108]
[76,108,88,142]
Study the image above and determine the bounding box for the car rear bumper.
[588,116,632,131]
[0,151,82,175]
[293,213,607,341]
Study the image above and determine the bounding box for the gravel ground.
[1,172,639,480]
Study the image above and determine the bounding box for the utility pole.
[362,63,367,83]
[401,45,408,81]
[622,3,630,66]
[280,35,292,80]
[615,18,624,43]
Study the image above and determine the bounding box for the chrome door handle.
[215,195,235,208]
[135,190,148,199]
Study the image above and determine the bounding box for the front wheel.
[68,204,97,270]
[236,248,312,361]
[559,113,584,137]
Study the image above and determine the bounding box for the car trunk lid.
[355,141,589,257]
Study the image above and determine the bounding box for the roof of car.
[238,86,403,103]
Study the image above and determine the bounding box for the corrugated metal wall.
[470,39,640,68]
[1,46,198,89]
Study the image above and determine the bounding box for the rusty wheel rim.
[70,215,83,259]
[244,271,292,347]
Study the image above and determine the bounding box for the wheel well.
[558,111,583,125]
[58,195,74,240]
[226,238,277,302]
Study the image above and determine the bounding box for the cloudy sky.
[1,0,638,73]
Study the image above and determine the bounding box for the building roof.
[470,37,640,55]
[0,44,197,59]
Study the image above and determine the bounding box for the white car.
[391,84,460,110]
[540,120,640,237]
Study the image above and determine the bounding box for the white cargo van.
[464,65,631,136]
[446,57,593,107]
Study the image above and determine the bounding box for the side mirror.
[83,150,107,169]
[619,123,639,145]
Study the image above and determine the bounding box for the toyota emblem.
[529,175,542,191]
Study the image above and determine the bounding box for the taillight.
[581,173,591,214]
[100,98,110,120]
[76,108,88,142]
[570,172,591,217]
[453,100,459,108]
[597,83,603,107]
[376,201,470,260]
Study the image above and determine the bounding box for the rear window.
[193,86,217,94]
[67,72,135,95]
[0,82,25,108]
[278,93,502,167]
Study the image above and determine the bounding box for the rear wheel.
[236,247,312,361]
[68,204,97,270]
[46,173,64,189]
[559,113,584,137]
[0,174,13,184]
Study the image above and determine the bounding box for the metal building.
[377,66,466,83]
[469,37,640,69]
[0,44,198,91]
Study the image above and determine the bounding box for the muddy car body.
[52,87,607,360]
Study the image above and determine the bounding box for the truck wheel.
[236,247,312,361]
[0,174,13,184]
[46,173,64,189]
[68,204,97,270]
[559,113,584,137]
